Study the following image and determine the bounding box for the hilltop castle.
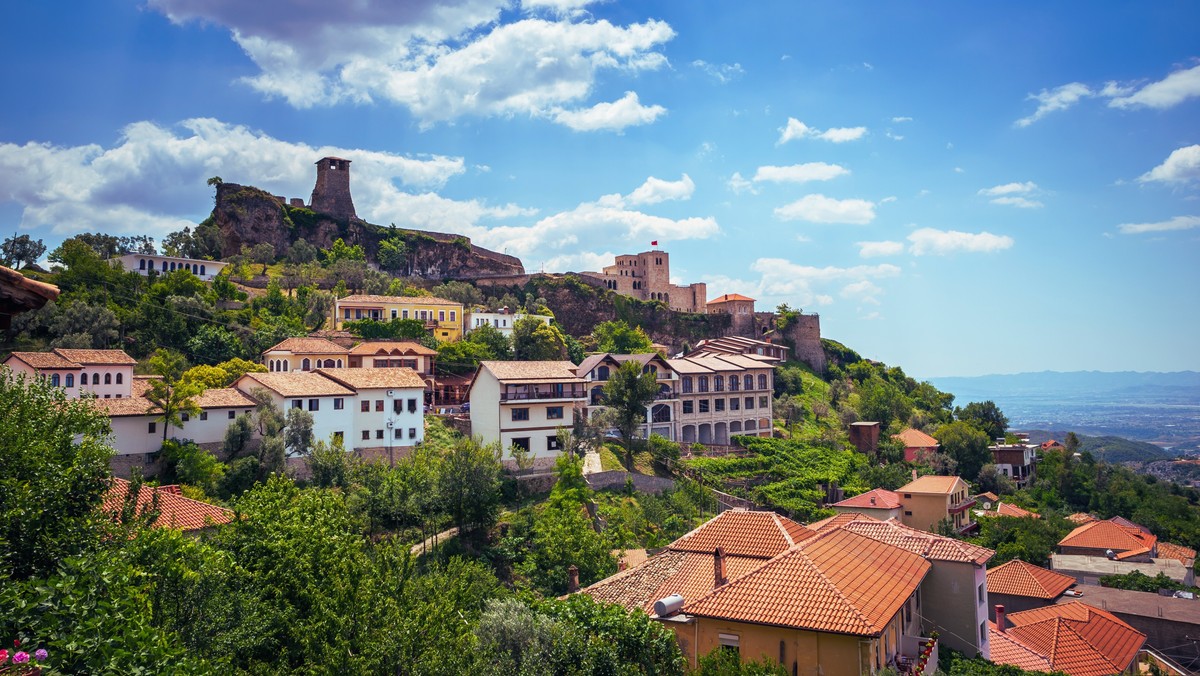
[273,156,358,221]
[580,249,708,313]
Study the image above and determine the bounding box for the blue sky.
[1,1,1198,378]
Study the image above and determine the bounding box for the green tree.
[286,238,318,264]
[0,370,113,580]
[602,360,661,469]
[523,458,616,595]
[377,237,408,272]
[438,339,497,376]
[160,439,226,495]
[438,437,502,533]
[512,316,568,360]
[934,420,992,481]
[774,303,802,332]
[955,400,1009,441]
[323,237,366,265]
[591,320,654,354]
[976,464,1016,495]
[431,281,484,308]
[248,241,276,274]
[186,324,244,365]
[222,412,255,460]
[467,323,513,359]
[284,407,314,457]
[145,349,204,444]
[1,233,47,268]
[695,647,788,675]
[857,376,913,429]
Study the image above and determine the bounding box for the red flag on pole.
[651,240,658,246]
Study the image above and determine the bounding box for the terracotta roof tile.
[315,367,426,390]
[683,528,930,636]
[894,428,939,448]
[263,337,348,355]
[1157,542,1197,565]
[987,560,1076,599]
[897,474,964,495]
[236,371,355,398]
[52,348,137,365]
[669,510,815,559]
[348,340,436,356]
[707,293,756,304]
[1058,519,1156,553]
[988,624,1054,672]
[995,602,1146,676]
[5,351,81,369]
[816,515,994,565]
[338,294,462,306]
[479,360,584,382]
[193,388,257,409]
[976,491,1000,503]
[131,376,159,398]
[103,478,233,531]
[1066,512,1097,525]
[90,396,158,417]
[832,488,901,510]
[994,502,1040,519]
[582,549,764,614]
[807,511,877,532]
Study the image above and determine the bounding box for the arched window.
[170,261,176,271]
[65,374,74,387]
[301,358,311,371]
[92,373,100,385]
[758,374,767,390]
[80,372,87,385]
[200,265,206,276]
[51,374,60,387]
[744,375,753,390]
[104,373,112,385]
[336,359,343,368]
[729,375,739,391]
[652,403,671,423]
[714,375,724,391]
[698,376,709,393]
[682,376,693,394]
[324,359,336,368]
[596,365,610,381]
[116,373,123,384]
[139,259,146,270]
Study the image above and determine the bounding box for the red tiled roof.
[1058,518,1156,553]
[263,337,348,355]
[987,560,1076,599]
[976,491,1000,503]
[582,549,765,614]
[52,348,137,365]
[193,388,257,409]
[898,474,966,495]
[670,510,814,559]
[812,514,994,565]
[894,428,938,449]
[707,293,756,304]
[995,602,1146,676]
[348,340,437,356]
[988,623,1053,672]
[683,528,930,636]
[236,371,355,398]
[832,488,902,510]
[90,396,158,417]
[338,294,462,306]
[1157,542,1197,565]
[5,351,81,369]
[315,367,426,390]
[995,502,1040,519]
[1040,440,1065,450]
[103,478,233,531]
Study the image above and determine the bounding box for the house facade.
[830,488,903,521]
[895,428,940,464]
[989,443,1037,488]
[262,337,348,372]
[4,348,137,399]
[468,361,586,466]
[985,560,1076,619]
[576,353,679,441]
[116,254,228,282]
[312,368,426,460]
[896,475,977,534]
[234,371,356,449]
[465,310,552,337]
[667,354,775,445]
[334,294,464,341]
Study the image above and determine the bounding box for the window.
[745,397,754,410]
[362,431,371,440]
[977,583,985,604]
[759,396,769,408]
[334,398,344,410]
[395,429,403,439]
[547,406,564,420]
[439,311,446,322]
[344,309,351,319]
[181,412,189,422]
[376,429,384,439]
[715,398,725,412]
[148,422,157,434]
[139,259,146,270]
[80,371,87,384]
[980,621,987,644]
[375,400,384,412]
[904,510,913,516]
[302,358,311,371]
[308,399,319,411]
[699,399,710,413]
[682,400,694,414]
[51,374,60,386]
[200,412,208,421]
[511,437,531,452]
[66,374,74,387]
[698,376,709,393]
[228,411,236,419]
[597,366,610,381]
[92,373,100,385]
[402,310,409,319]
[681,376,693,393]
[361,401,370,412]
[391,309,397,319]
[450,311,456,321]
[758,374,768,390]
[409,428,417,439]
[512,408,530,421]
[104,373,111,385]
[729,376,739,391]
[547,435,560,451]
[116,373,123,384]
[730,398,740,411]
[104,394,111,399]
[744,375,753,390]
[714,375,724,391]
[408,398,418,413]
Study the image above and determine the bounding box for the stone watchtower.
[310,157,357,220]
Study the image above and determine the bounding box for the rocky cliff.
[211,182,524,279]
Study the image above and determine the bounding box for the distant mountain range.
[927,370,1200,404]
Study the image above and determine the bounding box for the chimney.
[912,469,918,482]
[995,605,1006,633]
[567,565,579,593]
[714,547,728,587]
[618,560,627,572]
[870,496,877,506]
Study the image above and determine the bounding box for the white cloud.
[774,194,876,224]
[0,118,484,238]
[856,240,904,258]
[1117,215,1200,234]
[727,172,756,195]
[749,258,900,305]
[885,131,904,141]
[880,196,897,203]
[979,181,1043,208]
[148,0,674,131]
[752,162,849,183]
[1108,64,1200,109]
[550,91,666,132]
[539,250,618,272]
[691,60,745,83]
[989,196,1044,209]
[1015,82,1092,127]
[979,181,1038,196]
[841,280,882,304]
[892,116,913,123]
[777,117,867,144]
[626,174,695,205]
[954,167,965,174]
[1138,144,1200,184]
[907,228,1014,255]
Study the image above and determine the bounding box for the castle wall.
[310,157,357,221]
[786,314,826,373]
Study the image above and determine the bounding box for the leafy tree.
[181,363,231,389]
[0,370,113,580]
[160,439,225,495]
[934,421,992,481]
[1,233,46,268]
[437,339,496,376]
[345,318,434,345]
[286,238,318,264]
[857,376,913,429]
[695,647,787,675]
[46,300,120,349]
[431,280,483,307]
[603,361,661,469]
[304,289,335,330]
[972,514,1073,566]
[215,357,266,384]
[774,303,802,332]
[467,323,513,358]
[162,218,222,259]
[438,437,503,533]
[308,434,354,489]
[976,464,1016,495]
[1099,570,1194,594]
[248,241,276,274]
[534,594,685,675]
[222,412,255,459]
[145,349,203,444]
[186,324,244,365]
[284,407,314,457]
[1064,431,1080,454]
[377,236,408,272]
[955,400,1009,441]
[591,320,654,354]
[512,316,568,360]
[523,457,616,595]
[258,436,287,478]
[323,237,365,265]
[206,175,223,187]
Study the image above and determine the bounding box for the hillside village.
[2,159,1199,675]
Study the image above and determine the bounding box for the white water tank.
[653,594,685,617]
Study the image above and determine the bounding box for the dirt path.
[582,451,603,475]
[409,526,459,556]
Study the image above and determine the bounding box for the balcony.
[948,497,976,514]
[655,389,678,400]
[501,387,584,402]
[895,634,938,675]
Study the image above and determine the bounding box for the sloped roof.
[193,388,257,409]
[976,491,1001,503]
[1058,518,1156,553]
[1066,512,1097,525]
[478,360,583,383]
[812,514,994,565]
[995,502,1040,519]
[348,340,436,356]
[987,560,1076,599]
[91,396,158,417]
[1157,541,1197,565]
[1040,440,1065,449]
[988,624,1054,672]
[91,388,255,417]
[898,474,965,495]
[832,488,901,510]
[996,602,1146,676]
[582,549,765,614]
[683,528,930,636]
[338,294,461,306]
[315,367,426,390]
[103,478,233,531]
[670,510,814,559]
[52,348,137,365]
[4,351,81,369]
[236,371,354,398]
[0,264,59,314]
[263,337,348,355]
[894,428,939,448]
[707,293,756,304]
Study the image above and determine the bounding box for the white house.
[262,337,348,372]
[234,371,356,450]
[464,310,553,337]
[468,361,586,467]
[314,368,426,459]
[4,348,136,399]
[116,254,228,282]
[575,353,679,441]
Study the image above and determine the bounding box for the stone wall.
[786,314,826,373]
[586,470,676,494]
[310,157,357,221]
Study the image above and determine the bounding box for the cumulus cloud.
[749,258,900,305]
[0,117,483,238]
[626,174,695,205]
[892,116,913,123]
[906,228,1014,255]
[989,196,1044,209]
[691,60,745,83]
[727,172,756,195]
[841,280,882,304]
[856,240,904,258]
[539,250,620,272]
[774,194,876,224]
[147,0,673,131]
[1138,144,1200,184]
[1109,63,1200,109]
[1015,82,1092,127]
[979,181,1038,196]
[777,117,867,144]
[1117,215,1200,234]
[550,91,666,132]
[979,181,1043,208]
[752,163,849,184]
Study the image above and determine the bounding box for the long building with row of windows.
[333,294,553,343]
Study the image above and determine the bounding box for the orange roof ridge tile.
[986,560,1075,599]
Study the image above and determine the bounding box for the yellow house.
[897,475,977,535]
[334,294,464,341]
